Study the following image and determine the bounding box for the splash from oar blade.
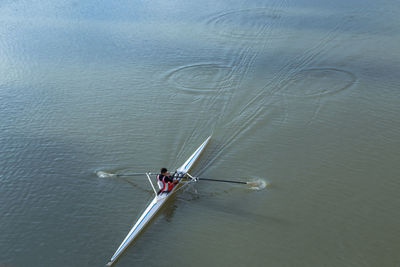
[96,171,116,178]
[247,179,268,190]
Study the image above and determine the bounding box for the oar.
[187,174,259,186]
[96,171,156,178]
[195,177,247,184]
[115,173,151,177]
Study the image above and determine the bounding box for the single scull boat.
[107,136,211,266]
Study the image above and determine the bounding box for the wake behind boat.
[107,136,211,266]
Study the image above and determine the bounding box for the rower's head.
[160,168,169,175]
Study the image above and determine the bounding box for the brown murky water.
[1,0,400,266]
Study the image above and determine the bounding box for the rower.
[156,168,178,195]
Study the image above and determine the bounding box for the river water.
[1,0,400,266]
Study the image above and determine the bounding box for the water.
[1,0,400,266]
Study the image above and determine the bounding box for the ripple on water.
[206,8,288,41]
[274,68,357,97]
[165,63,234,93]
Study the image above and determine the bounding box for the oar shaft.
[116,173,156,177]
[197,177,247,184]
